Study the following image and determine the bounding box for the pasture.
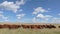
[0,24,60,34]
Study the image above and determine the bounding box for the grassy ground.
[0,24,60,34]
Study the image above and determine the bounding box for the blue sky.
[0,0,60,23]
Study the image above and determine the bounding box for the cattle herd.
[0,24,60,29]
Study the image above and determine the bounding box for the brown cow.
[21,24,31,29]
[2,24,10,28]
[44,24,56,29]
[49,24,56,28]
[58,26,60,28]
[30,25,41,29]
[0,24,3,28]
[8,24,21,29]
[30,25,35,29]
[0,24,56,29]
[34,25,42,29]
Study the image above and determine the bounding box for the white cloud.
[2,16,9,21]
[33,7,48,14]
[0,0,26,13]
[32,17,37,23]
[16,13,25,19]
[0,11,3,14]
[4,19,9,22]
[32,7,52,22]
[58,13,60,16]
[48,8,51,10]
[2,16,8,20]
[0,14,3,17]
[0,1,19,13]
[18,9,23,12]
[37,14,53,20]
[16,0,25,5]
[33,11,38,15]
[0,11,9,21]
[52,18,60,23]
[1,15,9,21]
[32,7,53,23]
[0,15,9,22]
[37,14,44,18]
[0,11,3,17]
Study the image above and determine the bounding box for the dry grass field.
[0,23,60,34]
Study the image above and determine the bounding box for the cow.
[0,24,3,28]
[49,24,56,28]
[2,24,10,28]
[30,25,35,29]
[21,24,31,29]
[34,25,42,29]
[30,25,41,29]
[8,24,21,29]
[58,26,60,28]
[44,24,56,29]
